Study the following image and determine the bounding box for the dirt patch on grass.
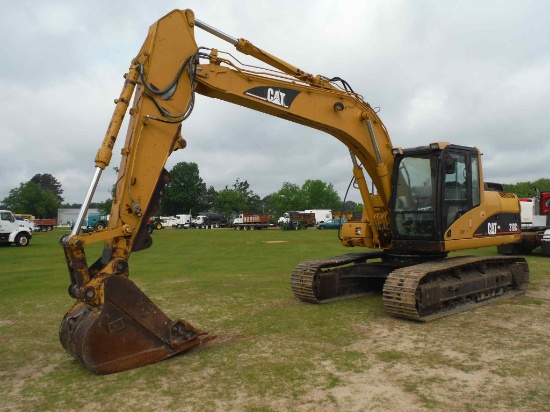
[526,289,550,300]
[324,289,550,411]
[300,360,426,412]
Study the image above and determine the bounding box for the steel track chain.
[290,252,379,303]
[382,255,529,322]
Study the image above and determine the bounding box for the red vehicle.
[32,218,57,232]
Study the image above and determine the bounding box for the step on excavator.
[59,9,529,374]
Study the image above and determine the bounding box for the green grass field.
[1,228,549,411]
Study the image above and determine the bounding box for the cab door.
[0,211,17,234]
[440,148,480,235]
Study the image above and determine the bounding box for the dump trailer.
[33,218,57,231]
[233,212,270,230]
[278,211,317,229]
[281,211,316,230]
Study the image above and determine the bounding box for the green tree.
[267,180,343,219]
[200,186,219,212]
[503,178,550,198]
[1,181,59,218]
[30,173,64,202]
[268,182,305,219]
[213,179,261,216]
[213,188,248,217]
[234,179,262,212]
[261,194,274,212]
[61,203,82,208]
[341,200,357,212]
[160,162,211,216]
[301,179,341,210]
[97,198,113,216]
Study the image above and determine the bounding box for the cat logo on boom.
[244,86,300,109]
[267,88,286,107]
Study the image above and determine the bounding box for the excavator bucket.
[59,275,214,374]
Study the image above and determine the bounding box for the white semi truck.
[173,214,192,229]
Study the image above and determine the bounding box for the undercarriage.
[291,252,529,321]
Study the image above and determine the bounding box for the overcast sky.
[1,0,549,207]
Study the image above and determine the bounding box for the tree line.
[0,165,352,220]
[156,162,346,220]
[502,178,550,198]
[3,168,549,220]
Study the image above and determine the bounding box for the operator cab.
[389,143,481,252]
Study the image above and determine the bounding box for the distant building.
[57,208,101,226]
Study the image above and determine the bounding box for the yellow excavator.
[59,9,529,374]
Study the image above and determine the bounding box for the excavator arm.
[59,9,396,374]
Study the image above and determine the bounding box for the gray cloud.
[1,0,549,207]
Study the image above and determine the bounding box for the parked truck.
[13,213,57,232]
[172,214,192,229]
[279,211,316,230]
[72,214,109,232]
[15,213,35,220]
[192,212,227,229]
[317,217,347,230]
[232,212,271,230]
[160,216,178,227]
[32,218,57,232]
[0,210,33,246]
[498,190,550,256]
[303,209,332,224]
[15,214,37,231]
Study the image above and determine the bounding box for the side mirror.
[444,156,456,174]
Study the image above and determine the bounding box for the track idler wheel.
[59,275,213,374]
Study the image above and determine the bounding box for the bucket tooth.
[59,275,213,374]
